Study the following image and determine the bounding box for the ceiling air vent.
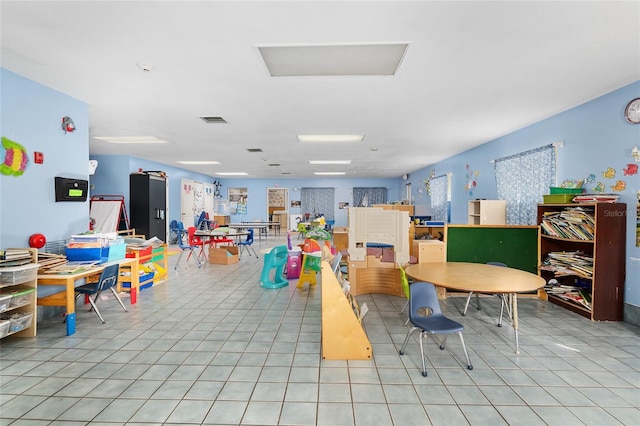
[200,116,227,123]
[281,172,291,175]
[268,163,280,167]
[247,148,263,153]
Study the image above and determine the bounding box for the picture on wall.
[339,202,349,209]
[291,200,301,207]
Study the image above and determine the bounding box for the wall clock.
[624,98,640,124]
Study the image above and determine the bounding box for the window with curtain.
[301,188,335,221]
[429,175,449,222]
[352,187,387,207]
[494,144,556,225]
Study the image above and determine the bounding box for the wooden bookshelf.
[537,203,626,320]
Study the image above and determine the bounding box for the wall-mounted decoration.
[291,200,301,208]
[212,180,222,198]
[1,136,29,176]
[593,182,606,192]
[602,167,616,179]
[61,116,76,133]
[611,180,626,192]
[464,164,478,196]
[623,163,638,176]
[636,190,640,248]
[339,202,349,209]
[423,170,435,195]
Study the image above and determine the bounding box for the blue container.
[65,247,102,262]
[101,242,126,263]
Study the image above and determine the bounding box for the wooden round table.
[404,262,545,354]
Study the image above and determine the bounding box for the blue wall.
[1,69,90,248]
[406,80,640,316]
[89,157,402,229]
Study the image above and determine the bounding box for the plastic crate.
[0,263,39,286]
[2,312,33,333]
[121,272,154,290]
[0,294,12,312]
[543,194,575,204]
[549,187,585,194]
[0,319,10,338]
[65,247,102,262]
[102,242,126,262]
[10,288,35,307]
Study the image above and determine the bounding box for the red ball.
[29,233,46,249]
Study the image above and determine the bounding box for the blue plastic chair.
[174,228,202,270]
[260,245,288,289]
[75,264,127,324]
[237,228,258,258]
[169,220,180,243]
[399,282,473,377]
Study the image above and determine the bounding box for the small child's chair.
[260,245,289,289]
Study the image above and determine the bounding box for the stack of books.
[540,207,594,240]
[540,251,593,278]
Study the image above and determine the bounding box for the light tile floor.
[1,234,639,425]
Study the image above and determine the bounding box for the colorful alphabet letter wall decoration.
[1,136,29,177]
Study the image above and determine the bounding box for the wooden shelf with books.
[537,203,626,320]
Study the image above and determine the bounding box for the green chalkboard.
[445,225,539,274]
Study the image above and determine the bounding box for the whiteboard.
[90,201,121,233]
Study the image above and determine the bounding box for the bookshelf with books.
[537,203,626,320]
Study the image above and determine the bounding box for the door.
[180,178,195,226]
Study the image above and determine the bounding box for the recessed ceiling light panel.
[298,135,364,143]
[216,172,248,176]
[177,161,221,165]
[258,43,408,77]
[309,160,352,165]
[93,136,168,144]
[314,172,346,176]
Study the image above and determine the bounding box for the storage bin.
[121,272,154,290]
[65,246,102,262]
[3,312,34,333]
[10,288,35,307]
[549,187,585,195]
[126,246,152,259]
[102,242,126,262]
[543,194,575,204]
[0,319,10,338]
[0,294,13,312]
[0,263,39,286]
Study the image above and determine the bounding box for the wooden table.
[37,258,139,336]
[404,262,545,354]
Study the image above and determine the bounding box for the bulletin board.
[445,225,540,273]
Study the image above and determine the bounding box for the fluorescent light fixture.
[177,161,221,165]
[93,136,169,144]
[216,172,248,176]
[258,43,408,77]
[298,135,364,143]
[309,160,352,165]
[314,172,346,176]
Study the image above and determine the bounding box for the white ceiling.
[2,1,639,179]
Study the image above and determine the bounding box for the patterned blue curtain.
[353,187,387,207]
[301,188,335,221]
[495,144,556,225]
[430,174,448,222]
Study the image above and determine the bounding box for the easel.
[90,195,130,232]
